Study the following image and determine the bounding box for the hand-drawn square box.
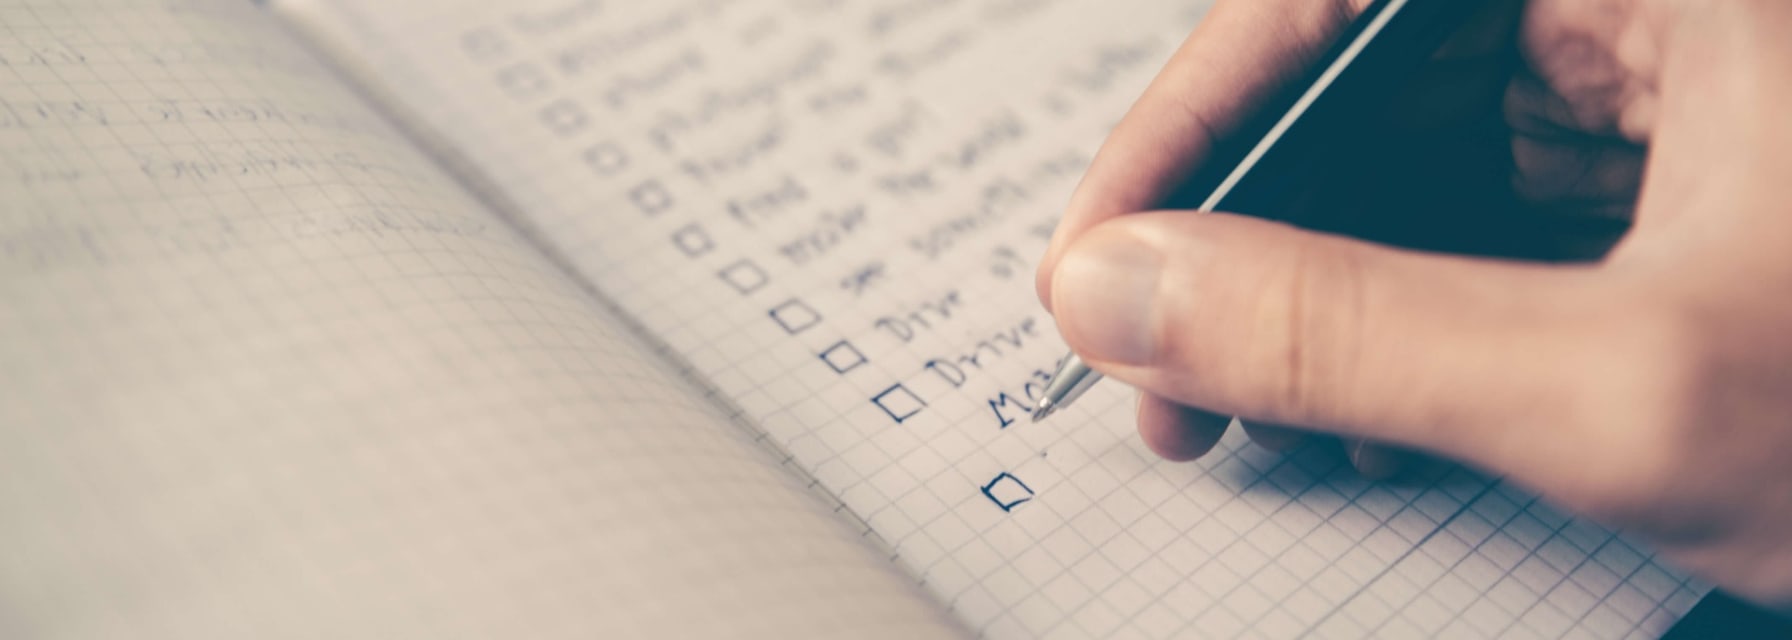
[671,224,713,257]
[629,180,674,216]
[981,472,1035,512]
[494,63,549,98]
[717,259,768,294]
[818,340,867,374]
[871,383,925,423]
[582,142,629,176]
[539,100,589,137]
[460,28,509,61]
[768,299,821,335]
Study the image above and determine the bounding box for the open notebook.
[0,0,1704,638]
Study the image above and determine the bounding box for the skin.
[1035,0,1792,612]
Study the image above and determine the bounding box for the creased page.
[280,0,1705,637]
[0,1,964,638]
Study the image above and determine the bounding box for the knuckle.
[1251,236,1367,426]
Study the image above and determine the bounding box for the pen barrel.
[1164,0,1487,229]
[1039,357,1103,408]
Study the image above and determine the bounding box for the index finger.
[1036,0,1368,310]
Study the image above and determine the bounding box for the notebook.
[0,0,1704,637]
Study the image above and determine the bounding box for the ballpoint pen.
[1032,0,1485,422]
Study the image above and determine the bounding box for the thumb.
[1048,210,1609,474]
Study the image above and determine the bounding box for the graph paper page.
[0,1,965,639]
[279,0,1706,637]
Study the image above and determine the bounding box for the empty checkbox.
[539,100,589,136]
[818,341,867,374]
[981,472,1035,512]
[718,259,768,294]
[583,142,629,176]
[768,298,821,335]
[672,224,713,257]
[871,382,925,423]
[495,63,549,98]
[629,180,673,216]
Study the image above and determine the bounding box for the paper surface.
[278,0,1706,637]
[0,1,961,638]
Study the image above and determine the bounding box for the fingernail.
[1349,441,1402,480]
[1051,230,1162,365]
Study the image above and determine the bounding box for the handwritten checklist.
[282,0,1708,637]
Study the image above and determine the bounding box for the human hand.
[1036,0,1792,610]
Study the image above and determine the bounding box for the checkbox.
[818,340,866,374]
[460,28,508,60]
[539,100,589,136]
[494,63,549,98]
[583,142,629,176]
[629,180,673,216]
[673,223,713,256]
[672,224,713,257]
[982,472,1035,512]
[872,382,925,423]
[768,298,820,335]
[717,259,768,294]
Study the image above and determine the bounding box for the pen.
[1033,0,1485,422]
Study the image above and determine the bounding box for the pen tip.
[1031,399,1056,423]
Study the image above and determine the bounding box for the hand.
[1036,0,1792,611]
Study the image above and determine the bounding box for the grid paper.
[278,0,1708,637]
[0,1,964,638]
